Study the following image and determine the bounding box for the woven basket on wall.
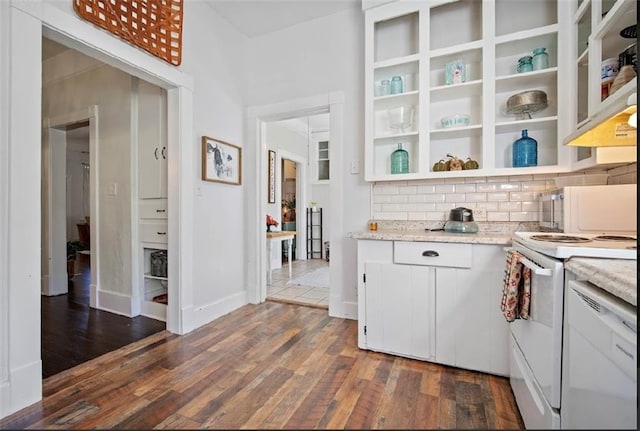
[73,0,184,66]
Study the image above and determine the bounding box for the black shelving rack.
[306,207,323,259]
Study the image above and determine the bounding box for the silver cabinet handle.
[154,148,159,160]
[422,250,439,257]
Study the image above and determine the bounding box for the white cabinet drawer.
[394,241,472,268]
[140,221,168,244]
[139,199,168,219]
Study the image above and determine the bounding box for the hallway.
[41,253,166,378]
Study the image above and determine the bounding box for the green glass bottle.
[390,143,409,174]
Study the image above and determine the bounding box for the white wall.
[247,7,370,316]
[44,63,133,296]
[183,1,248,310]
[266,122,308,221]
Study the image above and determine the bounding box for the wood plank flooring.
[41,253,166,378]
[3,301,524,429]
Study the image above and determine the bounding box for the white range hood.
[564,84,637,148]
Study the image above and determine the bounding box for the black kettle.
[444,207,479,233]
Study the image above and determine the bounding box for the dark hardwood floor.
[4,298,525,429]
[41,253,166,378]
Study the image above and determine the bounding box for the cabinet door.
[363,262,435,360]
[435,245,509,376]
[138,80,167,199]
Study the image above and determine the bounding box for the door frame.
[42,107,99,300]
[246,92,344,309]
[2,1,195,417]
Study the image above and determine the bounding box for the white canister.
[601,58,619,82]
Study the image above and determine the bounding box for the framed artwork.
[268,150,276,203]
[202,136,242,185]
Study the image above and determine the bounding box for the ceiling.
[203,0,359,38]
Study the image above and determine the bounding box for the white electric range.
[513,232,637,260]
[508,231,637,429]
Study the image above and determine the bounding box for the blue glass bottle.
[391,143,409,174]
[513,129,537,167]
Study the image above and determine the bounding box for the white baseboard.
[96,289,135,317]
[0,381,9,419]
[0,360,42,420]
[182,291,248,334]
[40,274,68,296]
[328,297,357,321]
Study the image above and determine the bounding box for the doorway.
[264,113,331,308]
[39,39,167,378]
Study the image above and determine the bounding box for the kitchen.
[0,0,636,426]
[351,0,637,429]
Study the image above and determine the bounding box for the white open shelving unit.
[364,0,577,181]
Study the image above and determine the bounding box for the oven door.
[510,242,564,409]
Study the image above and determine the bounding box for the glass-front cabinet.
[570,0,637,169]
[364,0,574,181]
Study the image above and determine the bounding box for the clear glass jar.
[390,143,409,174]
[517,56,533,73]
[379,79,390,96]
[532,47,548,70]
[512,129,537,167]
[390,76,403,94]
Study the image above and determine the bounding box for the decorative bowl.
[440,114,470,129]
[387,105,415,133]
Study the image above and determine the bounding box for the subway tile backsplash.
[372,165,637,222]
[372,175,556,222]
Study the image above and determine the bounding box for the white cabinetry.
[357,239,509,376]
[136,78,168,322]
[364,0,573,181]
[139,199,168,322]
[570,0,637,169]
[138,80,168,199]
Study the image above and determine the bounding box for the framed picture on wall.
[268,150,276,203]
[202,136,242,185]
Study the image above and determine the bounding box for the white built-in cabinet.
[138,80,168,199]
[357,239,509,376]
[364,0,574,181]
[570,0,637,169]
[136,78,168,322]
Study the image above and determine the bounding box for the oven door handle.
[504,247,553,276]
[520,256,553,276]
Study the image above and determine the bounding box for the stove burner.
[529,234,592,243]
[593,235,637,241]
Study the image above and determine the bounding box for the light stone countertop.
[347,221,541,245]
[565,258,637,307]
[347,229,512,245]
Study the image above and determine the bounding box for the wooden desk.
[266,231,296,284]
